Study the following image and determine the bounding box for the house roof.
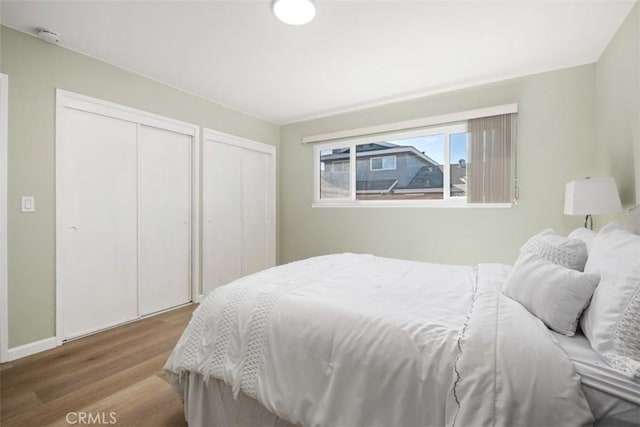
[356,179,397,192]
[324,142,468,191]
[321,144,440,166]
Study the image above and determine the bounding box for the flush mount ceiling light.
[272,0,316,26]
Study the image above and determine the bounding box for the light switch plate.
[21,196,35,213]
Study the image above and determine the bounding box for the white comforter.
[165,254,594,426]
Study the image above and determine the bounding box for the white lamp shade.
[564,177,622,215]
[272,0,316,25]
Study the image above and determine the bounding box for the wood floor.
[0,304,197,426]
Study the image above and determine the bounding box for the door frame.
[0,73,9,362]
[55,89,200,345]
[202,128,276,297]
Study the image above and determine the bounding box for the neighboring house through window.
[311,107,517,207]
[317,123,472,203]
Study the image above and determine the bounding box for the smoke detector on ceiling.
[37,29,61,44]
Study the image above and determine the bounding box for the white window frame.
[370,156,396,171]
[313,122,511,208]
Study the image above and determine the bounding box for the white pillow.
[520,229,588,271]
[581,223,640,378]
[504,252,599,336]
[568,227,597,252]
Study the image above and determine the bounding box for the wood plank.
[0,390,43,422]
[2,352,172,426]
[44,376,186,427]
[8,304,193,369]
[34,322,185,403]
[0,304,195,426]
[2,318,171,392]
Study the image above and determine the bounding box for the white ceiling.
[1,0,636,124]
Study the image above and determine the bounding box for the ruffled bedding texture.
[164,253,594,426]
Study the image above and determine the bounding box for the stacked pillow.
[504,229,599,336]
[580,224,640,378]
[567,227,597,252]
[519,229,588,271]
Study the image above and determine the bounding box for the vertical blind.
[468,113,516,203]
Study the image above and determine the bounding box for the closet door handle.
[69,226,78,232]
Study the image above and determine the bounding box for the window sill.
[312,200,514,208]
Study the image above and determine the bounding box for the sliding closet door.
[203,141,243,295]
[59,109,138,340]
[138,125,191,316]
[242,149,273,275]
[202,130,275,296]
[57,90,199,344]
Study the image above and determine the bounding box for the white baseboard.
[7,336,57,361]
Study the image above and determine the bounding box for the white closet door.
[203,141,243,295]
[242,149,273,275]
[138,125,191,316]
[59,109,138,340]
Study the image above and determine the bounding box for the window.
[332,160,349,173]
[355,126,465,201]
[370,156,396,171]
[312,112,516,207]
[320,148,350,199]
[450,133,468,198]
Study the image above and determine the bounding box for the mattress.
[551,331,640,426]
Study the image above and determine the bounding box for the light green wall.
[280,65,597,266]
[4,5,639,350]
[595,2,639,206]
[0,26,280,348]
[280,0,640,267]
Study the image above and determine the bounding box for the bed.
[550,332,640,426]
[165,213,640,426]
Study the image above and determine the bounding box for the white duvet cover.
[165,254,593,426]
